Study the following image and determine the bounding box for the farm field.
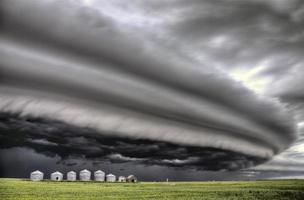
[0,178,304,200]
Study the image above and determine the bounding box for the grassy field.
[0,178,304,200]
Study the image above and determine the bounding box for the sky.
[0,0,304,181]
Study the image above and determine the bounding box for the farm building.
[30,170,44,181]
[79,169,91,181]
[118,176,126,182]
[106,174,116,182]
[51,171,63,181]
[67,171,76,181]
[94,170,105,181]
[127,175,138,183]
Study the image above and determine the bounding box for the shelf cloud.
[0,113,268,171]
[0,0,300,177]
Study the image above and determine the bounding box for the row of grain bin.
[30,169,137,182]
[78,170,116,182]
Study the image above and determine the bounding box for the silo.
[30,170,44,181]
[79,169,91,181]
[118,176,126,182]
[94,170,105,181]
[106,174,116,182]
[51,171,63,181]
[67,171,76,181]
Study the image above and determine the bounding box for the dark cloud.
[1,147,292,181]
[0,113,266,172]
[0,0,301,179]
[1,146,302,181]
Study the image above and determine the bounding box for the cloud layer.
[0,0,300,174]
[0,113,266,171]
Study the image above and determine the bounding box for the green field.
[0,178,304,200]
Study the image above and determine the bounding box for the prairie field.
[0,178,304,200]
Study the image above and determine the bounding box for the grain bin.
[106,174,116,182]
[94,170,105,181]
[67,171,76,181]
[79,169,91,181]
[51,171,63,181]
[30,170,44,181]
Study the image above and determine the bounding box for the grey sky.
[0,0,303,180]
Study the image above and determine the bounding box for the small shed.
[127,175,138,183]
[51,171,63,181]
[106,174,116,182]
[94,170,105,182]
[30,170,44,181]
[67,171,76,181]
[118,176,126,182]
[79,169,91,181]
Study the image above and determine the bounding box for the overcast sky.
[0,0,304,181]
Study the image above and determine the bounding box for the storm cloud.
[0,0,302,179]
[0,113,266,171]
